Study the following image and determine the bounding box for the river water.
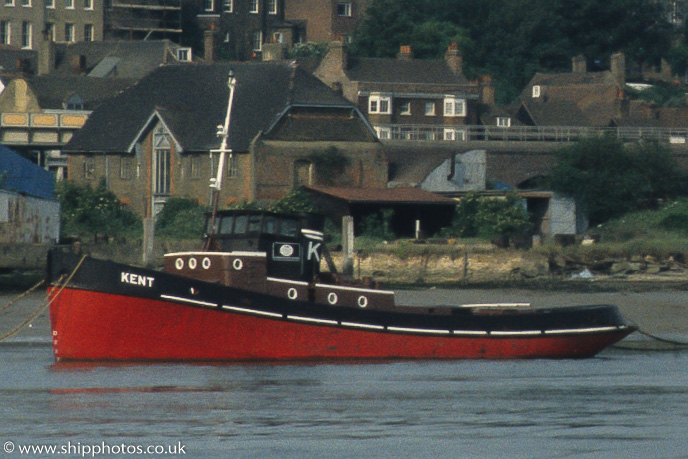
[1,291,687,458]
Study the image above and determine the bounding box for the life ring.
[175,258,184,270]
[357,295,368,308]
[327,292,338,305]
[188,257,197,270]
[288,288,298,300]
[233,258,243,270]
[202,257,212,270]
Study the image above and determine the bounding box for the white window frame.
[21,22,32,49]
[249,0,258,13]
[267,0,276,14]
[336,2,352,17]
[204,0,214,12]
[443,96,466,117]
[65,23,75,42]
[369,94,392,114]
[496,117,511,127]
[532,85,541,98]
[66,0,74,9]
[375,127,391,140]
[4,0,15,7]
[400,101,411,115]
[84,0,92,9]
[0,22,10,45]
[444,128,466,141]
[425,102,436,116]
[252,30,262,51]
[21,0,31,7]
[223,0,232,12]
[45,0,54,7]
[84,24,94,42]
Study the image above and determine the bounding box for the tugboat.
[47,208,636,361]
[45,69,636,361]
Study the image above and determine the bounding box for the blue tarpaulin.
[0,144,54,199]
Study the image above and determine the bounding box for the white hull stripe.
[315,283,395,295]
[222,305,283,318]
[452,330,489,336]
[459,303,532,308]
[267,277,310,286]
[490,330,542,336]
[388,326,451,335]
[287,315,338,325]
[160,295,217,308]
[341,322,385,330]
[544,326,622,335]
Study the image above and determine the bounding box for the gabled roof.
[64,61,367,154]
[0,145,54,199]
[26,76,135,110]
[345,57,470,86]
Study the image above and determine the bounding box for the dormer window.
[532,85,541,98]
[496,117,511,127]
[176,47,192,62]
[369,94,391,114]
[64,93,84,110]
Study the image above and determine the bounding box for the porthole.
[358,295,368,308]
[288,288,298,300]
[327,292,338,305]
[175,258,184,270]
[202,257,212,270]
[233,258,243,270]
[188,257,197,270]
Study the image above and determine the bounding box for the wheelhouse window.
[369,94,391,114]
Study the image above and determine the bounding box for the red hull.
[50,288,632,361]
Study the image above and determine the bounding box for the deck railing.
[376,124,688,144]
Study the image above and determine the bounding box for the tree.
[547,136,687,225]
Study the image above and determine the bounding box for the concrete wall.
[0,190,60,243]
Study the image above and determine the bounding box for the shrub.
[360,208,395,240]
[56,180,140,240]
[156,197,207,238]
[440,192,532,239]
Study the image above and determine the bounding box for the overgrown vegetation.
[307,146,350,186]
[56,180,141,241]
[547,136,688,226]
[155,197,207,239]
[439,192,533,239]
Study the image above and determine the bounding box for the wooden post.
[143,217,154,265]
[342,216,354,276]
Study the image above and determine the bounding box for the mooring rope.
[612,327,688,351]
[0,255,87,343]
[0,279,45,314]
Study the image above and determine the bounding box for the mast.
[205,69,236,249]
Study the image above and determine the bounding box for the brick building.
[63,61,386,217]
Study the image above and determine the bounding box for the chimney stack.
[445,41,463,74]
[572,54,586,74]
[611,52,625,87]
[204,29,216,63]
[397,45,413,60]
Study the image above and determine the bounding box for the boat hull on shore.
[47,251,635,362]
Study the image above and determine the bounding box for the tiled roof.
[53,40,182,79]
[305,185,454,204]
[64,61,365,154]
[346,57,470,85]
[27,76,135,110]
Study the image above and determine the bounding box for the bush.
[440,192,532,239]
[56,180,141,241]
[360,209,395,240]
[156,198,207,238]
